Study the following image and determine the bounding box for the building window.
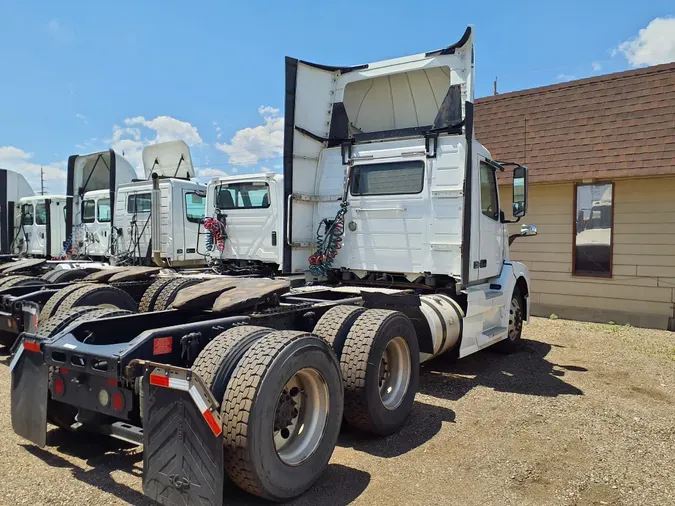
[185,192,206,223]
[574,183,613,277]
[82,200,96,223]
[350,161,424,196]
[97,198,111,223]
[479,161,499,220]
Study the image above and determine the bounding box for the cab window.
[480,161,499,221]
[35,202,48,225]
[97,198,111,223]
[185,192,206,223]
[350,161,424,196]
[82,200,96,223]
[21,204,34,225]
[127,193,151,213]
[214,183,270,210]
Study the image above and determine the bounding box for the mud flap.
[142,367,224,506]
[10,342,49,447]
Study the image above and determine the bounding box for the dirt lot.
[0,317,674,506]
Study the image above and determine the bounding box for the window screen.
[21,204,34,226]
[479,162,499,221]
[574,183,613,277]
[97,198,111,222]
[82,200,96,223]
[350,161,424,196]
[185,192,206,223]
[35,202,48,225]
[215,183,270,210]
[127,193,151,213]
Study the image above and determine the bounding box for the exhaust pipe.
[151,173,166,267]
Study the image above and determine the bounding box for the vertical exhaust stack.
[151,172,166,267]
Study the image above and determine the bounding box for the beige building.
[475,62,675,329]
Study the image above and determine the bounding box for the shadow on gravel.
[23,429,152,505]
[338,400,455,458]
[221,464,371,506]
[420,339,585,401]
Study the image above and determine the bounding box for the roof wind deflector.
[298,60,369,75]
[425,26,473,57]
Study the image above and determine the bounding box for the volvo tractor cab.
[13,195,67,258]
[114,140,207,267]
[0,169,34,259]
[65,149,137,260]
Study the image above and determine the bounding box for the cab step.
[477,326,507,346]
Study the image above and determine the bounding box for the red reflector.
[107,378,117,386]
[53,377,65,397]
[153,336,173,355]
[112,391,125,412]
[203,409,222,437]
[24,340,40,353]
[60,368,69,375]
[149,374,169,388]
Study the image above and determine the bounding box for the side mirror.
[520,224,537,237]
[512,166,528,217]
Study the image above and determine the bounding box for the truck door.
[182,189,206,261]
[32,202,48,256]
[95,197,112,257]
[477,157,503,280]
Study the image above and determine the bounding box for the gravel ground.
[0,317,674,506]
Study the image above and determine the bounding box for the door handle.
[480,259,487,268]
[473,261,479,269]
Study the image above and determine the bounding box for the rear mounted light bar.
[144,364,222,437]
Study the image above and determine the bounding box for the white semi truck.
[10,26,537,505]
[0,169,34,257]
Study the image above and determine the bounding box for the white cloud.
[197,168,228,179]
[617,17,675,67]
[231,167,239,173]
[592,61,602,71]
[0,146,66,192]
[215,106,283,166]
[75,113,88,124]
[106,115,203,174]
[260,166,271,173]
[556,73,577,82]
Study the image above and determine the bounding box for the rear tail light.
[53,375,65,397]
[112,391,125,412]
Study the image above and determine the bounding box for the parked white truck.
[0,169,34,257]
[10,26,537,505]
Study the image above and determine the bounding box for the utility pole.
[40,166,45,195]
[493,76,498,95]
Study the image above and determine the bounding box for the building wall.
[501,177,675,329]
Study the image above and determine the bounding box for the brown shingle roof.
[475,62,675,184]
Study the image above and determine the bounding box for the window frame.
[572,181,615,278]
[97,198,112,223]
[214,182,271,210]
[479,160,500,221]
[82,199,96,224]
[185,191,206,224]
[349,160,425,197]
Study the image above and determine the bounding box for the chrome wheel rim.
[274,367,329,466]
[378,337,412,410]
[508,297,523,341]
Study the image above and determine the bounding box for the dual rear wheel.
[191,306,420,501]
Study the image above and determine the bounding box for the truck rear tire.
[340,309,419,436]
[193,325,273,403]
[57,284,137,314]
[312,305,366,359]
[37,305,133,338]
[222,331,343,501]
[153,278,202,311]
[39,283,90,320]
[0,275,46,289]
[138,277,175,313]
[494,289,524,353]
[42,268,90,284]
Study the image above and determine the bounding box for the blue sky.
[0,1,673,193]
